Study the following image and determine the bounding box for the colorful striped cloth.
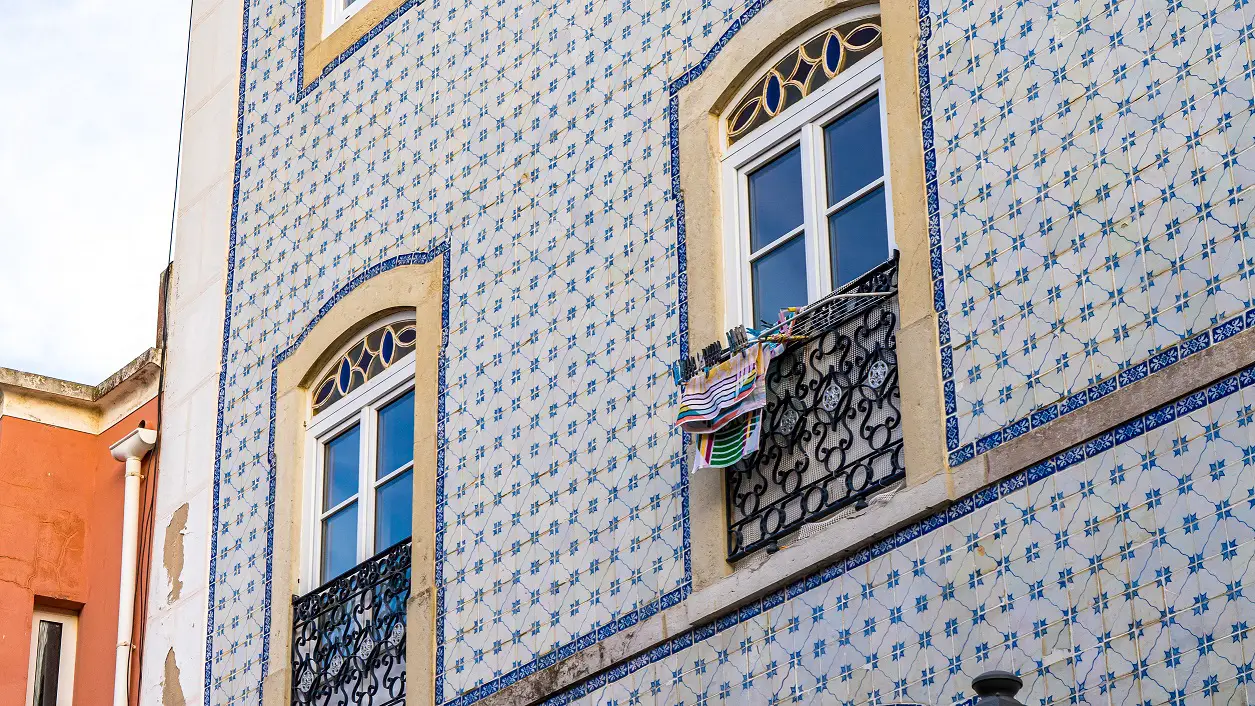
[675,346,762,433]
[693,409,762,472]
[679,341,782,472]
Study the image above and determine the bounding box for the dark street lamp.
[972,671,1025,706]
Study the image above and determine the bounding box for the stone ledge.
[0,348,161,433]
[476,459,986,706]
[0,347,160,402]
[984,325,1255,483]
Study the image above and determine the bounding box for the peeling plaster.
[163,647,187,706]
[163,503,188,603]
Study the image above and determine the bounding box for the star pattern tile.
[925,0,1255,461]
[549,368,1255,706]
[202,0,1255,703]
[205,0,749,699]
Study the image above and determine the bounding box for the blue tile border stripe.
[944,318,1244,468]
[296,0,425,101]
[203,0,258,695]
[535,359,1255,705]
[913,0,1255,469]
[213,0,708,703]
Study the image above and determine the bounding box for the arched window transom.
[312,319,417,412]
[727,18,882,144]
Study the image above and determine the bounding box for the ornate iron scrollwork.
[292,539,411,705]
[726,258,903,560]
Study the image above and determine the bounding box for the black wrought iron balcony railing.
[726,255,903,561]
[291,538,411,705]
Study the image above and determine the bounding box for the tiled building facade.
[138,0,1255,705]
[553,371,1255,706]
[933,0,1255,463]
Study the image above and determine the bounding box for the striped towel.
[682,341,784,472]
[675,346,761,433]
[693,410,762,472]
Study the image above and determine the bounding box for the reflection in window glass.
[824,96,883,205]
[748,147,804,251]
[375,471,414,551]
[823,95,888,289]
[752,235,808,326]
[322,504,358,580]
[323,425,360,510]
[377,391,415,478]
[829,186,889,288]
[32,620,63,706]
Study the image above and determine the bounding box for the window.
[26,609,77,706]
[721,11,892,328]
[324,0,371,36]
[303,316,417,586]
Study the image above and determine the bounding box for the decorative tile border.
[203,0,259,695]
[945,312,1254,467]
[211,0,704,704]
[913,0,1255,469]
[295,0,424,101]
[536,358,1255,705]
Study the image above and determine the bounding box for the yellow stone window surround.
[263,256,445,705]
[302,0,411,88]
[674,0,948,589]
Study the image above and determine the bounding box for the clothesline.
[672,287,896,387]
[673,252,901,474]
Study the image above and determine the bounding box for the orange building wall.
[0,400,158,706]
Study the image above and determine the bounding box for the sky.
[0,0,191,384]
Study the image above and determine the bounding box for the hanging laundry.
[675,345,761,434]
[693,409,762,472]
[678,340,783,472]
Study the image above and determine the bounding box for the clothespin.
[725,326,748,351]
[672,356,697,385]
[701,342,725,368]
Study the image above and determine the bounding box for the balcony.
[726,256,903,560]
[291,539,411,705]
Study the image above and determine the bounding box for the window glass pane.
[323,425,360,511]
[751,234,808,327]
[321,503,358,580]
[824,96,883,205]
[32,620,62,706]
[829,186,889,288]
[377,390,415,479]
[375,470,414,551]
[747,146,804,252]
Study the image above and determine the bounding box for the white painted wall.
[138,0,242,703]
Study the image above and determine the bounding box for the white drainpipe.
[108,427,157,706]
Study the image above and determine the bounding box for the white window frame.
[323,0,373,37]
[26,608,77,706]
[301,330,416,590]
[720,9,894,330]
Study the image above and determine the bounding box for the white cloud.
[0,0,190,384]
